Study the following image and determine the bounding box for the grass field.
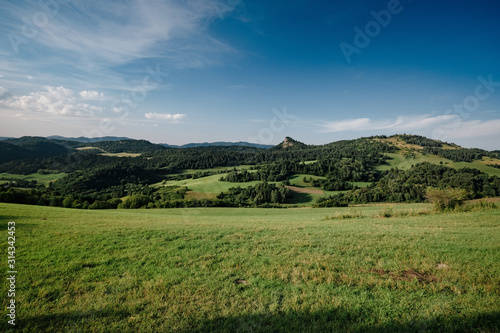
[1,203,499,332]
[377,153,452,172]
[379,153,500,177]
[100,153,142,158]
[161,174,276,196]
[0,173,67,186]
[161,174,370,207]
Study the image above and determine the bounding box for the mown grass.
[1,203,499,332]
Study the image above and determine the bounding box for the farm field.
[1,203,499,332]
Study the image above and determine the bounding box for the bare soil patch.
[365,268,439,283]
[286,186,323,195]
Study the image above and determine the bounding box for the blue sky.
[0,0,499,149]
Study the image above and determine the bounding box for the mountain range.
[43,136,274,149]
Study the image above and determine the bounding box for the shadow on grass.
[180,309,500,333]
[1,308,498,332]
[287,192,314,205]
[0,218,36,231]
[3,309,131,332]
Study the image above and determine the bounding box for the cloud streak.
[436,119,500,139]
[321,114,457,132]
[5,0,239,67]
[145,112,186,122]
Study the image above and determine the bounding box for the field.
[378,153,500,177]
[0,173,67,186]
[158,173,369,206]
[1,203,499,332]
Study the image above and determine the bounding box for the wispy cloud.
[321,114,457,132]
[0,87,9,98]
[1,0,241,93]
[437,119,500,139]
[5,1,238,67]
[145,112,186,122]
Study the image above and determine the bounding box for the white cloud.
[322,114,457,132]
[1,86,105,117]
[145,112,186,122]
[79,90,104,100]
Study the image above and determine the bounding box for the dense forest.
[0,134,499,209]
[315,163,500,207]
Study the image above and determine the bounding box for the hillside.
[271,136,308,150]
[83,139,169,153]
[163,141,273,149]
[0,137,71,164]
[0,134,499,209]
[47,135,134,142]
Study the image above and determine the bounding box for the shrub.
[455,200,498,212]
[425,187,467,211]
[324,209,364,220]
[379,207,393,218]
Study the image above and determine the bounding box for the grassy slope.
[378,153,500,177]
[162,174,369,206]
[0,172,67,186]
[1,203,499,332]
[161,174,277,196]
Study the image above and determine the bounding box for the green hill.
[0,133,498,209]
[78,139,168,153]
[0,137,71,164]
[271,137,308,150]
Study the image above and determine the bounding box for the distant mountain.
[85,140,168,153]
[271,137,308,150]
[45,136,272,149]
[0,137,14,141]
[163,141,273,149]
[0,137,71,164]
[47,135,134,143]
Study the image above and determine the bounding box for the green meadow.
[378,153,500,177]
[1,203,499,332]
[0,173,67,186]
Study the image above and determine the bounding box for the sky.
[0,0,499,149]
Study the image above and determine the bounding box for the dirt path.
[286,186,324,195]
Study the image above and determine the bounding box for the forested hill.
[0,137,71,164]
[0,134,499,210]
[0,137,169,164]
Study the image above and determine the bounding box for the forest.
[0,134,499,209]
